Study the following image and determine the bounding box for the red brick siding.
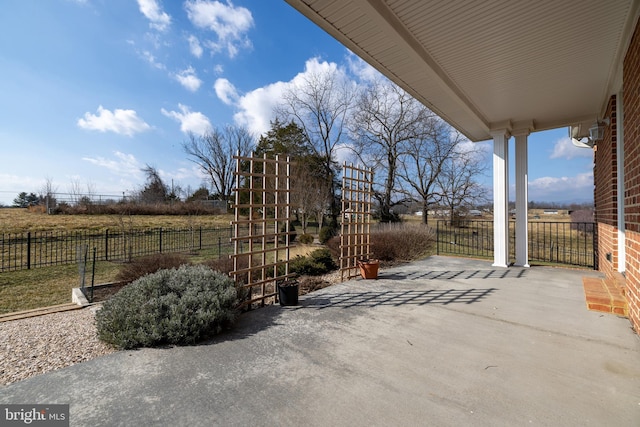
[623,20,640,332]
[594,96,618,275]
[627,230,640,331]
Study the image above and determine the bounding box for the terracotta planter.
[358,260,379,279]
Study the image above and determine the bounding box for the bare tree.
[68,178,84,206]
[291,158,332,233]
[350,78,434,221]
[276,64,355,221]
[85,180,96,203]
[436,136,489,222]
[183,125,254,201]
[397,117,460,224]
[41,176,58,212]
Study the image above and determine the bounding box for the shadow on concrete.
[197,304,285,345]
[301,288,498,309]
[380,269,527,281]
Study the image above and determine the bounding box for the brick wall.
[623,20,640,332]
[594,96,618,276]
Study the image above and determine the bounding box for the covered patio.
[1,256,638,425]
[284,0,637,266]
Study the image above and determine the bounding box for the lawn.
[0,207,233,234]
[0,222,319,315]
[0,209,237,314]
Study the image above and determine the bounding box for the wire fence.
[0,226,235,272]
[436,220,596,269]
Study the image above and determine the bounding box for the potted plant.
[277,278,299,306]
[357,259,379,279]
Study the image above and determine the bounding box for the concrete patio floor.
[1,256,639,426]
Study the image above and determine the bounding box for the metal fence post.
[105,229,109,261]
[159,227,163,253]
[436,221,440,255]
[218,236,222,259]
[199,226,202,250]
[26,232,31,270]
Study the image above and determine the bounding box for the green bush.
[289,248,337,276]
[96,265,238,349]
[298,233,314,244]
[116,253,190,284]
[319,225,337,244]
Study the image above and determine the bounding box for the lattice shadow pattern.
[303,288,497,309]
[381,269,528,281]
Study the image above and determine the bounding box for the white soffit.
[285,0,639,141]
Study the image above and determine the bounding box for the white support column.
[513,130,530,267]
[616,92,626,273]
[491,130,510,267]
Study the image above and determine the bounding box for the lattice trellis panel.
[230,153,295,308]
[340,163,374,281]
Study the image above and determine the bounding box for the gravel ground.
[0,306,117,386]
[0,271,347,387]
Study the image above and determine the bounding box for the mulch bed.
[82,282,128,303]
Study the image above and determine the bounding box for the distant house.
[468,209,482,216]
[543,209,559,215]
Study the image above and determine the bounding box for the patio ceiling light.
[589,117,610,142]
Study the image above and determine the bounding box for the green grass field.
[0,210,237,314]
[0,209,323,314]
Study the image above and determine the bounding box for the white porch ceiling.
[285,0,639,141]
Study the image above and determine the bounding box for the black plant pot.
[278,283,299,306]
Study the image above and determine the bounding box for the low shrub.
[116,253,190,284]
[289,248,337,276]
[319,225,337,244]
[370,223,435,262]
[298,233,314,244]
[325,235,340,260]
[96,264,239,349]
[53,201,225,216]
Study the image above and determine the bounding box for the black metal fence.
[436,220,596,268]
[0,226,235,272]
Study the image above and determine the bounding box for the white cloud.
[137,0,171,32]
[188,35,203,58]
[161,104,212,135]
[82,151,144,179]
[141,50,166,69]
[550,136,594,160]
[185,0,254,58]
[213,64,224,74]
[174,66,202,92]
[346,51,380,83]
[233,81,287,136]
[334,143,357,165]
[214,78,239,105]
[231,57,344,136]
[77,106,151,136]
[527,171,593,202]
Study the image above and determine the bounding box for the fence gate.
[230,153,295,308]
[339,163,374,281]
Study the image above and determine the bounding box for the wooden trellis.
[340,163,374,281]
[230,153,295,308]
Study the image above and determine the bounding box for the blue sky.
[0,0,594,206]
